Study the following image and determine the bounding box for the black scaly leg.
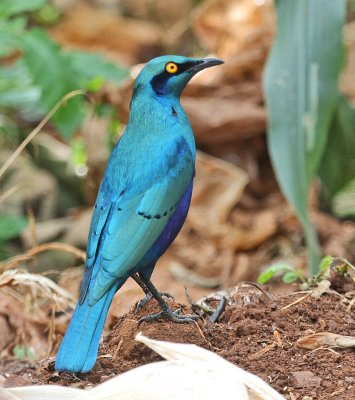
[132,273,175,310]
[136,273,200,325]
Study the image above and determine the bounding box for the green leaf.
[257,269,275,284]
[0,216,28,241]
[257,262,293,284]
[20,28,84,139]
[67,52,129,84]
[52,95,85,140]
[20,29,77,109]
[318,96,355,196]
[0,61,41,108]
[319,255,333,271]
[0,17,26,57]
[19,29,127,140]
[0,0,45,18]
[13,345,36,360]
[282,271,299,283]
[263,0,346,275]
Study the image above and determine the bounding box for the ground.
[1,272,354,400]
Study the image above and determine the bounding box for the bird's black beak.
[187,58,224,74]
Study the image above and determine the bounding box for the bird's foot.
[136,291,175,311]
[137,307,200,326]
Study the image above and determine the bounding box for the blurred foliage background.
[1,0,355,290]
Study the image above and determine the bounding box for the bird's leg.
[132,273,149,294]
[132,273,175,311]
[136,274,200,325]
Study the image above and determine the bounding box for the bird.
[55,55,224,373]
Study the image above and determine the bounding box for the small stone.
[290,371,321,388]
[345,376,355,384]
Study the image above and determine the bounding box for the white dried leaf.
[4,334,285,400]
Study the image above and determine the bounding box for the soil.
[2,274,354,400]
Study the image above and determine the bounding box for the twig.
[281,294,309,310]
[0,242,86,272]
[236,281,275,302]
[0,90,86,180]
[248,342,277,360]
[0,183,24,204]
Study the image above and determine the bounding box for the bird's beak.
[187,58,224,74]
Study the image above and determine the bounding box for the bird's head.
[132,55,224,100]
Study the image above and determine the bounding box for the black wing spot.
[137,211,152,219]
[171,106,177,117]
[117,207,122,211]
[138,211,167,220]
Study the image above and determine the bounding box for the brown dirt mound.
[2,277,355,399]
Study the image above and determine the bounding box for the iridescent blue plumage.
[55,55,223,372]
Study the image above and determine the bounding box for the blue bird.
[55,55,223,373]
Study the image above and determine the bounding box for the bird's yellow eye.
[166,62,178,74]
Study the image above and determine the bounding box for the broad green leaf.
[0,17,26,56]
[19,29,127,139]
[20,28,84,138]
[0,61,41,108]
[20,29,78,109]
[0,0,45,18]
[318,96,355,196]
[67,52,129,84]
[52,95,85,140]
[0,216,28,241]
[263,0,346,275]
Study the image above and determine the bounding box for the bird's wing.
[82,137,194,305]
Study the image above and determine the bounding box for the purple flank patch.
[137,182,193,270]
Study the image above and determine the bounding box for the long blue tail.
[55,281,122,372]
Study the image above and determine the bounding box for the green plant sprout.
[258,255,354,287]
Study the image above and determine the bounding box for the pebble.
[290,371,321,388]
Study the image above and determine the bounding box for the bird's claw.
[136,291,175,311]
[137,307,200,326]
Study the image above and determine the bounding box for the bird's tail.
[55,281,122,373]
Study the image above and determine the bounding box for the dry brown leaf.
[193,0,275,81]
[192,150,249,224]
[182,96,266,144]
[50,2,162,65]
[0,269,75,358]
[297,332,355,349]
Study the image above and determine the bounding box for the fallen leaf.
[297,332,355,349]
